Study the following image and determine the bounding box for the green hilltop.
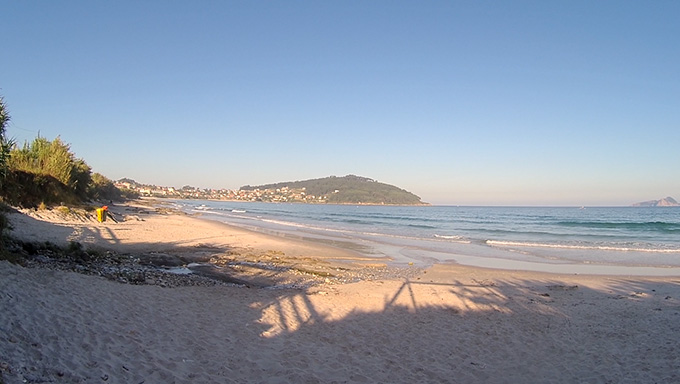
[241,175,427,205]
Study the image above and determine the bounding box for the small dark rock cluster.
[4,239,228,288]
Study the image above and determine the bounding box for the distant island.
[631,197,679,207]
[241,175,427,205]
[115,175,427,205]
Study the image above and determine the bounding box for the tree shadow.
[250,278,680,383]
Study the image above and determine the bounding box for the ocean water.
[173,200,680,275]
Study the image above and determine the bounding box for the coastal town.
[113,178,335,203]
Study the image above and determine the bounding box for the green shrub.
[0,96,128,208]
[56,206,71,215]
[1,170,77,208]
[0,96,12,182]
[8,136,92,200]
[89,172,123,201]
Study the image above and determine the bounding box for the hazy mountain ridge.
[632,197,679,207]
[241,175,426,205]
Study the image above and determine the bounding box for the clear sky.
[2,1,679,205]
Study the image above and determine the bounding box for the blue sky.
[2,1,679,205]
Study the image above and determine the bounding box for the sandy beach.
[2,201,680,383]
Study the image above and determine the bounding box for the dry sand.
[2,201,680,383]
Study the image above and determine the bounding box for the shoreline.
[174,198,680,276]
[8,199,680,280]
[179,200,680,277]
[3,200,680,383]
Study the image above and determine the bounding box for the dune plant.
[89,172,123,201]
[0,97,13,243]
[0,96,127,208]
[9,136,92,199]
[55,205,71,215]
[0,96,10,174]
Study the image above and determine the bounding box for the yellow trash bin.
[96,208,107,223]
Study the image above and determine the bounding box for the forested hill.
[241,175,427,205]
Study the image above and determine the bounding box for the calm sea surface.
[173,200,680,275]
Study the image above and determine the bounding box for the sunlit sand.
[2,201,679,383]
